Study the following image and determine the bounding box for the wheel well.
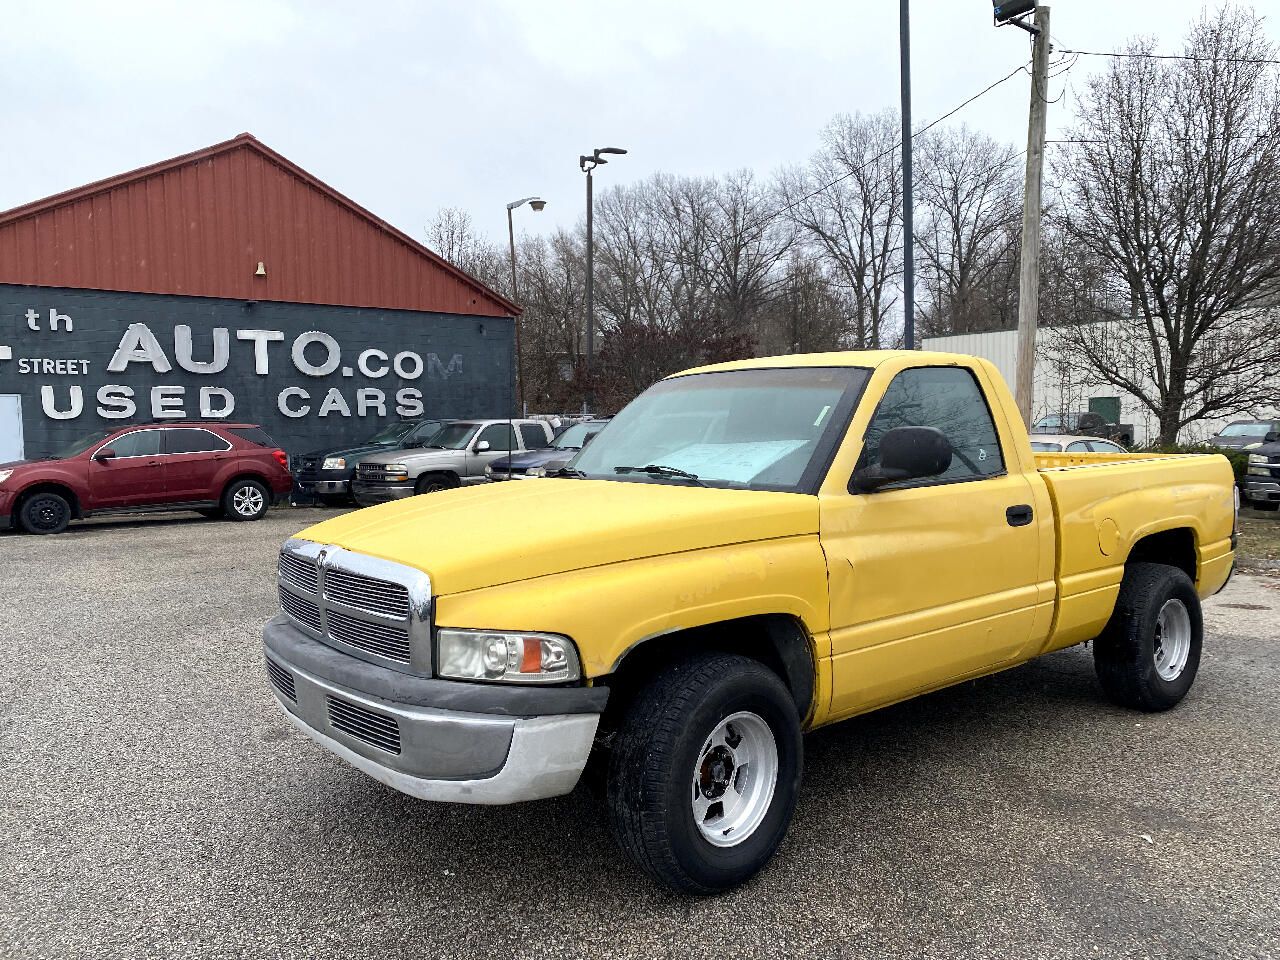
[1127,527,1196,582]
[15,482,82,519]
[221,473,269,498]
[417,471,460,487]
[596,615,817,732]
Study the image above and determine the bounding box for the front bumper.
[1242,479,1280,503]
[298,479,351,495]
[263,616,605,804]
[351,480,416,505]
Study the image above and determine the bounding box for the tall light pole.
[580,146,626,410]
[899,0,915,349]
[506,195,546,416]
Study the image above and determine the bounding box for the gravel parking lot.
[2,508,1278,960]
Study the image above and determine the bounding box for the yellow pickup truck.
[263,350,1237,893]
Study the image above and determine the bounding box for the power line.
[1059,48,1280,65]
[617,60,1034,292]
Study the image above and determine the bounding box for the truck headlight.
[0,469,12,486]
[1248,454,1268,464]
[383,464,409,480]
[436,629,581,684]
[321,457,346,470]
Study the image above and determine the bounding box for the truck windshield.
[571,367,869,492]
[367,421,417,444]
[429,423,480,449]
[1219,422,1270,438]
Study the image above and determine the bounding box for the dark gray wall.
[0,284,514,457]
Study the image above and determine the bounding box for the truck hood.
[357,447,461,467]
[296,442,396,462]
[294,478,819,595]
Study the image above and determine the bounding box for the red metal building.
[0,132,515,317]
[0,134,517,460]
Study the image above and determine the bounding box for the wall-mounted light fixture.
[254,261,267,277]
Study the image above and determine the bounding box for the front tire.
[18,491,72,534]
[1094,562,1202,711]
[222,478,270,522]
[606,654,802,894]
[415,473,455,495]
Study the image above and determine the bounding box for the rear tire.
[606,654,802,894]
[18,491,72,535]
[222,478,270,522]
[415,473,455,495]
[1094,562,1202,711]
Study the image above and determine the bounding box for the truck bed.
[1031,450,1236,654]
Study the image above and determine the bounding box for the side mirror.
[93,448,117,461]
[851,426,953,493]
[475,440,491,452]
[1266,432,1280,443]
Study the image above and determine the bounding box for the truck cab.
[263,351,1235,894]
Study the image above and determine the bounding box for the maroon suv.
[0,422,292,535]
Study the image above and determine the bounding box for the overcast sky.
[3,1,1274,249]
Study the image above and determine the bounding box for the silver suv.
[351,419,554,505]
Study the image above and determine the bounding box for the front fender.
[431,535,831,679]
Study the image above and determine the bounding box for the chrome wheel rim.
[1154,598,1192,681]
[691,711,778,848]
[233,486,264,516]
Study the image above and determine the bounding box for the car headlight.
[436,629,581,684]
[1248,454,1268,464]
[0,469,12,486]
[484,464,493,476]
[526,466,548,478]
[321,457,346,470]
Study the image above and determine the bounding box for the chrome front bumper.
[350,481,416,505]
[263,617,604,804]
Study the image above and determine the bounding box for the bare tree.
[1049,7,1280,442]
[915,125,1022,337]
[426,207,506,291]
[779,109,903,348]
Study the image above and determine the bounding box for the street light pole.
[580,146,626,413]
[899,0,915,350]
[505,196,546,417]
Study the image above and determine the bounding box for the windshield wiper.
[614,464,704,485]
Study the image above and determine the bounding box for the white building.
[921,327,1274,445]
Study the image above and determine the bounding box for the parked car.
[1242,437,1280,510]
[351,419,554,504]
[292,419,450,505]
[1032,411,1134,446]
[1205,419,1280,451]
[1029,434,1128,454]
[0,421,291,534]
[485,418,611,480]
[265,351,1235,894]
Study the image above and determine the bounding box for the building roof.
[0,133,517,317]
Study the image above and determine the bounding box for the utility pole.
[1013,4,1051,426]
[579,147,626,414]
[506,196,546,418]
[899,0,915,349]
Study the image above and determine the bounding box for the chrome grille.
[327,695,401,754]
[278,551,319,594]
[278,587,322,632]
[357,463,401,482]
[275,539,431,674]
[324,567,410,619]
[265,657,296,702]
[325,608,411,662]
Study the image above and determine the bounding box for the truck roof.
[670,350,977,378]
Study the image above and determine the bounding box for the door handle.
[1006,504,1033,527]
[146,460,163,468]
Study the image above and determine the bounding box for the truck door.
[466,423,516,481]
[821,365,1044,720]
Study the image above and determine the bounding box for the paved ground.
[1,508,1278,960]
